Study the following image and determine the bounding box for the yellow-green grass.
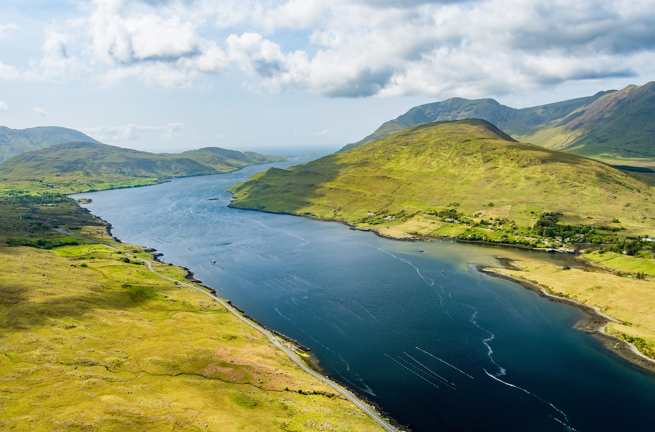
[0,177,164,197]
[0,243,386,431]
[583,250,655,274]
[494,259,655,359]
[0,194,386,431]
[230,119,655,241]
[0,141,287,198]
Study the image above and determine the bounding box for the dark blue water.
[73,158,655,432]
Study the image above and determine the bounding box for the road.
[53,228,398,432]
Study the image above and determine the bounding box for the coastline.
[477,259,655,374]
[147,246,409,432]
[227,204,593,252]
[229,205,655,375]
[95,210,404,431]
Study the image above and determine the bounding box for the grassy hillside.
[517,82,655,158]
[0,126,99,162]
[230,119,655,242]
[342,91,609,151]
[0,195,388,431]
[0,142,286,195]
[341,83,655,161]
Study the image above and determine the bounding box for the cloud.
[82,122,185,142]
[33,106,49,117]
[166,122,184,139]
[0,23,18,40]
[2,0,655,97]
[0,101,8,112]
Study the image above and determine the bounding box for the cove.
[73,158,655,432]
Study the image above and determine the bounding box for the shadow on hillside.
[0,280,188,330]
[229,153,348,216]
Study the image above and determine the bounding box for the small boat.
[212,260,216,264]
[442,269,446,275]
[419,247,424,253]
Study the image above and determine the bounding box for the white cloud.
[2,0,655,97]
[0,101,8,112]
[0,23,18,40]
[166,122,184,139]
[82,122,185,142]
[33,106,48,117]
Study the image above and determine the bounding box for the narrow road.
[53,228,397,432]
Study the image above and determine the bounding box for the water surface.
[74,159,655,432]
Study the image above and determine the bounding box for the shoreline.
[95,210,404,431]
[477,259,655,375]
[227,205,596,252]
[147,248,409,432]
[230,206,655,374]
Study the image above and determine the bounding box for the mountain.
[341,82,655,159]
[0,141,286,193]
[0,126,100,162]
[517,82,655,158]
[230,119,653,237]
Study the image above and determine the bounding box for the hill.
[341,83,655,160]
[0,141,286,195]
[230,119,654,242]
[0,126,100,162]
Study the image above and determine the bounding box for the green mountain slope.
[517,82,655,158]
[0,126,100,162]
[230,119,654,239]
[0,141,286,194]
[341,83,655,159]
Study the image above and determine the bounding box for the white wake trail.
[384,354,440,389]
[416,347,474,379]
[484,369,570,424]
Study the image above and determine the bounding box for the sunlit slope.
[0,126,101,162]
[0,141,286,194]
[341,90,609,151]
[342,82,655,160]
[0,197,386,431]
[516,82,655,158]
[230,119,653,231]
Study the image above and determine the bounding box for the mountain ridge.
[0,126,100,162]
[0,141,286,194]
[231,119,654,240]
[341,83,654,159]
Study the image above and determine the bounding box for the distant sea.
[73,157,655,432]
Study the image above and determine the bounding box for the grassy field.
[230,119,655,243]
[0,196,388,431]
[493,258,655,360]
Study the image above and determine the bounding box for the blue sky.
[1,0,653,154]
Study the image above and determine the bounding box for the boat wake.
[416,347,474,379]
[483,369,571,426]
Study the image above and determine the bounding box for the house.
[555,236,562,242]
[575,234,585,238]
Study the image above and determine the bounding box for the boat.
[212,260,216,264]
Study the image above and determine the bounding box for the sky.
[0,0,654,154]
